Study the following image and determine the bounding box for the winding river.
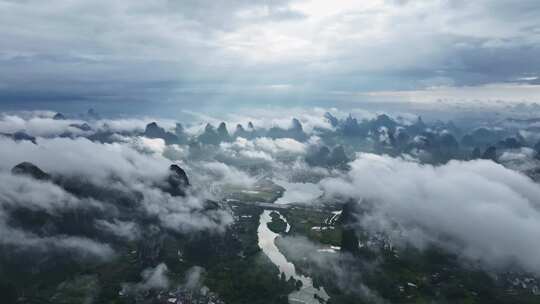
[257,210,329,304]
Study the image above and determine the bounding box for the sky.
[1,0,540,115]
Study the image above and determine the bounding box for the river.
[257,210,329,304]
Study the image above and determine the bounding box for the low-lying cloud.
[122,263,170,294]
[0,134,234,259]
[321,153,540,274]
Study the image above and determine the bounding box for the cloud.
[0,213,114,260]
[277,235,383,302]
[122,263,170,294]
[138,184,233,233]
[94,117,178,133]
[184,107,336,136]
[196,161,257,188]
[0,131,236,259]
[357,84,540,105]
[219,107,335,133]
[254,137,307,154]
[2,0,539,109]
[183,266,206,290]
[498,147,540,172]
[222,136,307,159]
[94,219,141,241]
[0,113,89,137]
[0,172,102,213]
[133,137,167,154]
[320,153,540,274]
[0,136,171,183]
[140,263,170,290]
[274,180,323,205]
[0,111,181,138]
[0,172,113,259]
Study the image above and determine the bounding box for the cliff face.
[166,164,190,197]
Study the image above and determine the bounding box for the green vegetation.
[283,208,342,246]
[277,205,540,304]
[2,189,538,304]
[221,181,285,204]
[204,203,296,304]
[50,275,99,304]
[206,254,295,304]
[267,212,287,233]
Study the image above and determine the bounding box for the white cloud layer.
[0,133,234,258]
[321,153,540,274]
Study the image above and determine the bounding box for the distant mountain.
[198,123,221,145]
[482,146,498,161]
[340,114,365,137]
[53,112,66,120]
[1,131,37,144]
[144,122,179,144]
[370,114,397,133]
[174,123,188,144]
[11,162,51,180]
[217,122,231,142]
[267,118,308,141]
[69,123,92,132]
[306,145,349,168]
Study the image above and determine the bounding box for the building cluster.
[158,287,225,304]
